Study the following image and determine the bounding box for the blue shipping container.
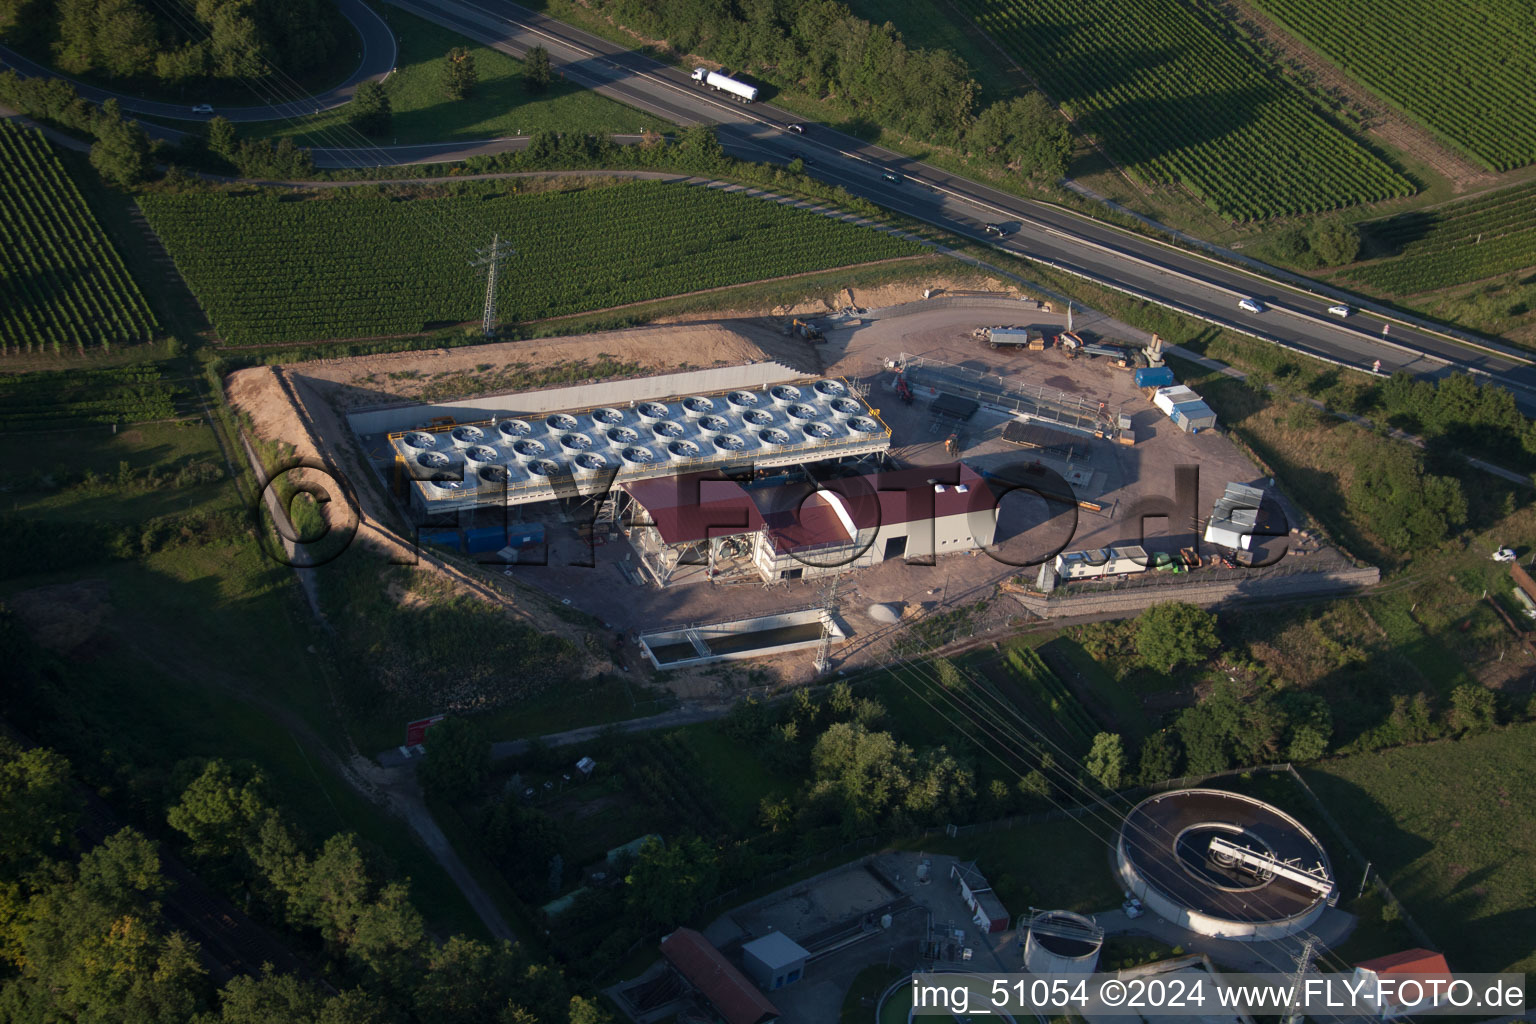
[463,523,545,554]
[420,527,462,551]
[1134,366,1176,388]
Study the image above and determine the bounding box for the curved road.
[0,0,395,122]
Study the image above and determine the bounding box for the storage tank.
[1023,911,1102,975]
[690,67,758,101]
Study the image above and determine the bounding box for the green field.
[139,181,924,344]
[1304,725,1536,973]
[0,363,187,430]
[1249,0,1536,170]
[257,7,666,147]
[1344,181,1536,294]
[951,0,1414,219]
[0,120,158,353]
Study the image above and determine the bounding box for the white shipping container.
[1153,385,1200,416]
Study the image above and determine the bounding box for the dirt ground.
[10,579,110,654]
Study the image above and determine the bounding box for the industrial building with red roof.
[659,928,780,1024]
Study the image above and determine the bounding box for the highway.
[376,0,1536,406]
[6,0,1534,404]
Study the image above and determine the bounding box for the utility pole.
[470,233,515,338]
[1067,300,1073,333]
[1356,861,1372,900]
[1282,936,1319,1024]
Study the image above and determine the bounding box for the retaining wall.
[1016,566,1380,618]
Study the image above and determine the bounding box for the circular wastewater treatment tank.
[651,420,684,439]
[402,431,437,450]
[590,407,624,426]
[726,390,760,410]
[1023,911,1102,975]
[526,459,562,479]
[697,414,732,435]
[621,445,657,465]
[785,403,820,422]
[496,418,532,440]
[511,438,547,462]
[477,465,510,484]
[848,416,882,433]
[829,397,862,420]
[681,395,715,418]
[769,384,802,406]
[742,409,772,427]
[636,401,670,421]
[606,426,640,445]
[758,427,791,446]
[667,439,701,460]
[465,445,501,465]
[713,433,746,452]
[1118,789,1334,941]
[558,432,594,452]
[573,452,609,474]
[813,379,847,398]
[449,424,485,447]
[803,422,835,441]
[545,412,578,432]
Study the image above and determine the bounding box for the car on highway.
[984,223,1007,236]
[788,151,812,166]
[191,104,214,114]
[1237,297,1265,314]
[1327,303,1352,317]
[787,123,805,134]
[882,171,902,183]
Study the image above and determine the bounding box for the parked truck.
[691,68,758,102]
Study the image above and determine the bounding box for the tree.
[904,747,974,820]
[1135,602,1220,672]
[1447,684,1497,734]
[89,106,152,186]
[0,739,81,877]
[1084,732,1125,791]
[418,716,490,798]
[568,995,612,1024]
[1348,442,1466,552]
[349,80,392,137]
[1135,731,1179,785]
[195,971,394,1024]
[293,833,371,950]
[676,124,725,171]
[208,115,238,160]
[624,836,718,927]
[808,721,914,828]
[524,45,552,92]
[969,93,1070,180]
[442,46,478,100]
[1307,217,1361,266]
[167,758,273,863]
[1277,692,1332,762]
[348,881,425,978]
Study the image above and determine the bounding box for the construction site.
[233,287,1373,684]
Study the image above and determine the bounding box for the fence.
[1016,565,1381,617]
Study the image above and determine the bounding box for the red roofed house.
[1353,949,1453,1018]
[623,463,1000,585]
[660,927,780,1024]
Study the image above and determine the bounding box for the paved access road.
[374,0,1536,408]
[0,0,395,122]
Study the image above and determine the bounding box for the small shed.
[1204,482,1266,550]
[952,861,1010,934]
[741,932,809,991]
[1134,366,1176,388]
[1169,399,1217,433]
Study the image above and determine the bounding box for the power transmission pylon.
[470,233,515,338]
[813,571,843,675]
[1281,935,1319,1024]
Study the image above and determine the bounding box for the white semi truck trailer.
[691,67,758,102]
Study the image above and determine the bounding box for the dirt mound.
[11,579,110,654]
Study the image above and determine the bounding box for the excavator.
[791,318,825,343]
